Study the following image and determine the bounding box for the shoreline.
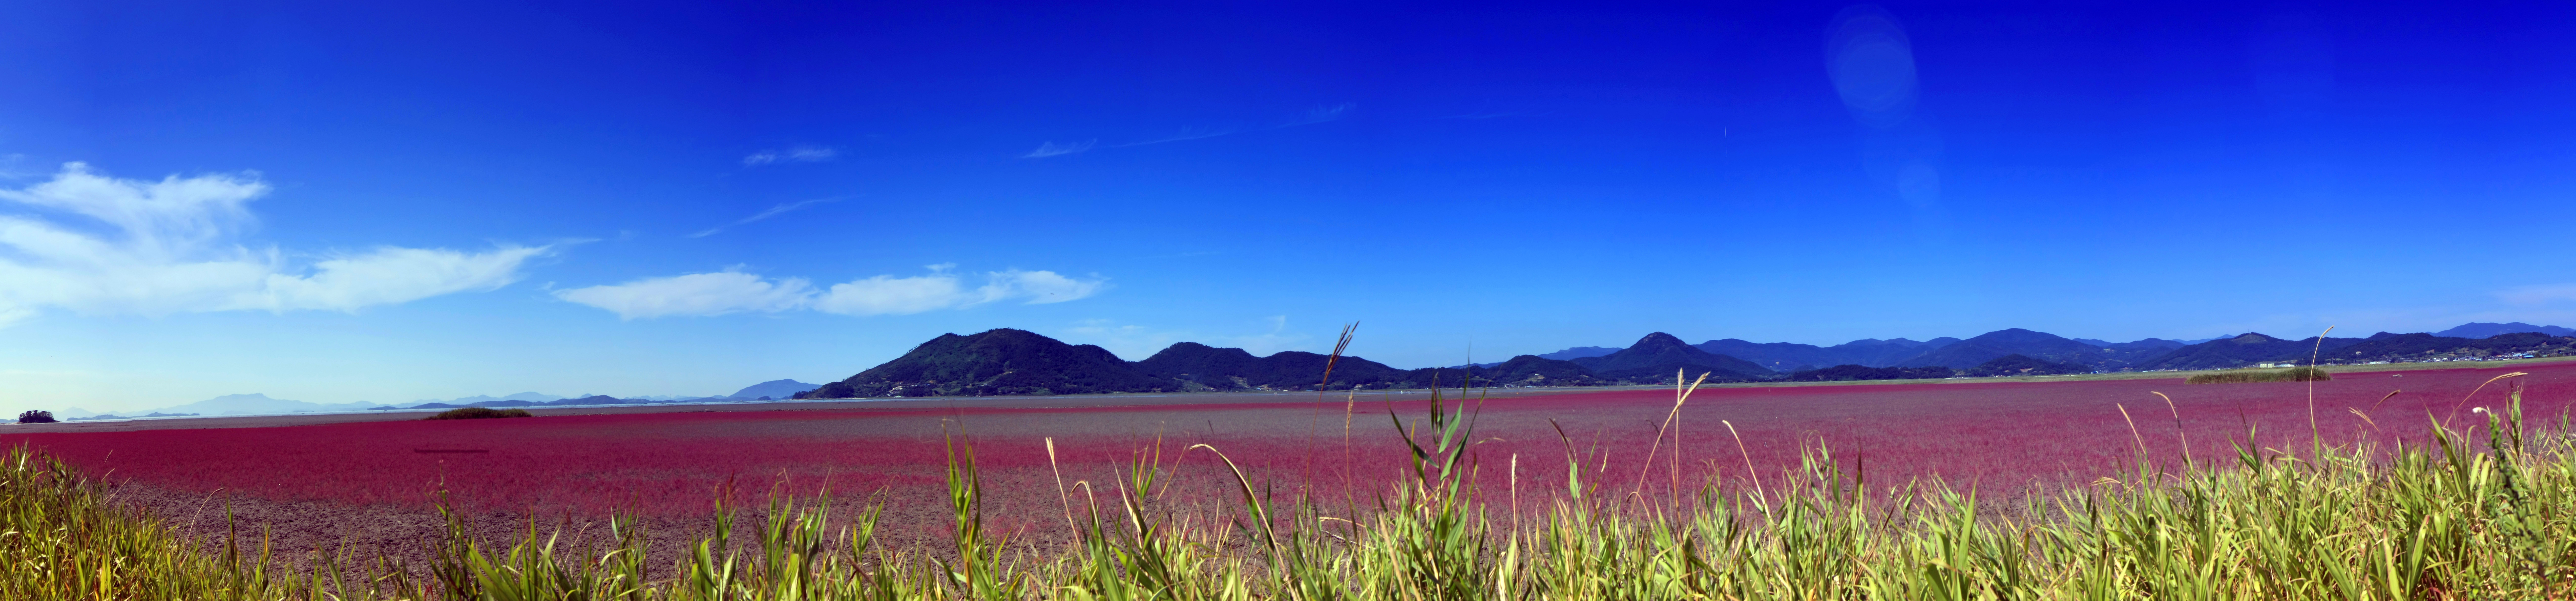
[16,355,2568,434]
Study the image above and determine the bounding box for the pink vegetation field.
[9,362,2571,527]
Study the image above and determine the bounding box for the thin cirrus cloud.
[687,197,839,238]
[0,163,547,327]
[1021,103,1353,158]
[1109,126,1236,148]
[2500,284,2576,306]
[1020,140,1096,158]
[554,264,1108,320]
[741,145,837,166]
[1281,102,1353,127]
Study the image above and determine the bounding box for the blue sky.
[5,1,2576,413]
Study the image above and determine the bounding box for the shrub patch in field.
[424,407,533,420]
[2188,366,2331,384]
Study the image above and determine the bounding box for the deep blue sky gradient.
[5,1,2574,411]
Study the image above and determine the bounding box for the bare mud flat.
[6,387,1621,434]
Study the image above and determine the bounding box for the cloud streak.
[554,264,1108,319]
[688,197,840,238]
[2501,284,2576,306]
[742,145,838,166]
[1109,127,1237,148]
[1282,103,1353,127]
[553,270,814,319]
[0,163,546,326]
[1021,140,1097,158]
[1022,103,1354,158]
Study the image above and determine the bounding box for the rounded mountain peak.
[1628,332,1692,349]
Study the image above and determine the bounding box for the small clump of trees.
[423,407,533,420]
[1787,364,1954,382]
[15,410,56,424]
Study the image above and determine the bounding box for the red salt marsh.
[11,361,2572,527]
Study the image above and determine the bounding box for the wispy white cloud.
[980,269,1108,305]
[688,197,839,238]
[552,270,814,319]
[812,267,974,315]
[2501,284,2576,306]
[1109,127,1237,148]
[556,264,1109,319]
[741,145,838,166]
[248,246,550,311]
[1022,103,1355,158]
[1021,140,1097,159]
[1283,103,1354,127]
[0,163,546,326]
[807,265,1110,315]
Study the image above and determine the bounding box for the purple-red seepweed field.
[9,363,2571,529]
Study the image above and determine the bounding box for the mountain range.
[2435,322,2576,338]
[794,322,2576,399]
[1570,333,1773,381]
[122,394,382,416]
[74,379,829,420]
[801,329,1178,398]
[1692,337,1961,372]
[70,323,2576,413]
[793,329,1745,399]
[1583,322,2569,373]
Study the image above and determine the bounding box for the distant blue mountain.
[404,392,564,407]
[1896,329,2109,369]
[1571,332,1774,381]
[1451,345,1623,369]
[150,393,378,415]
[1692,336,1959,371]
[2436,322,2576,338]
[1533,346,1622,361]
[727,379,821,400]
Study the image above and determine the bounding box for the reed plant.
[5,377,2575,599]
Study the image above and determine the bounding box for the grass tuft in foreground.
[6,384,2576,599]
[0,447,301,600]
